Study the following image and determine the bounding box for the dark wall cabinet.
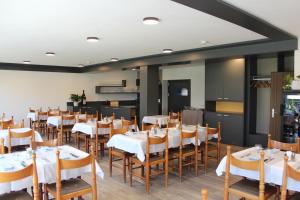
[205,111,244,146]
[206,58,245,101]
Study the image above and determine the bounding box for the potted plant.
[70,94,80,106]
[283,74,293,90]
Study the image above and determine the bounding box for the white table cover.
[26,112,47,121]
[143,115,169,127]
[0,128,43,147]
[216,147,300,192]
[0,145,104,195]
[107,126,214,162]
[47,116,75,127]
[72,119,120,136]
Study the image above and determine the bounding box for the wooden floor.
[80,145,252,200]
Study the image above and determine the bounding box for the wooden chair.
[129,130,169,193]
[268,135,300,153]
[121,116,138,131]
[10,119,25,129]
[201,188,208,200]
[167,119,177,128]
[8,128,34,153]
[0,138,4,154]
[169,125,198,182]
[109,125,131,183]
[281,156,300,200]
[169,111,180,123]
[44,147,97,200]
[142,121,157,131]
[47,111,60,140]
[31,139,58,150]
[1,116,14,129]
[58,115,75,144]
[201,122,221,173]
[59,110,70,116]
[33,111,48,134]
[224,146,278,200]
[0,153,39,200]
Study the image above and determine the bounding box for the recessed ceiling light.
[78,64,84,67]
[162,49,173,54]
[86,37,99,43]
[45,52,55,56]
[143,17,160,25]
[132,68,136,71]
[110,58,119,62]
[23,61,31,64]
[201,40,208,45]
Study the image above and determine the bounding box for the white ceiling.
[224,0,300,38]
[0,0,265,67]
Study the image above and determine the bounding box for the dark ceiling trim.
[171,0,296,40]
[0,63,81,73]
[83,39,297,72]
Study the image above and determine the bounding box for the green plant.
[283,74,293,90]
[70,94,80,102]
[297,74,300,80]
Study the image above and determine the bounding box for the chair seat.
[170,146,196,158]
[47,178,91,196]
[0,191,33,200]
[131,154,165,165]
[112,148,133,156]
[229,179,277,198]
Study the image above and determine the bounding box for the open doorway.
[168,79,191,112]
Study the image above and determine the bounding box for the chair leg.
[179,155,182,182]
[165,160,168,188]
[129,158,133,187]
[146,165,150,193]
[195,153,198,176]
[44,184,49,200]
[109,150,112,177]
[123,155,127,183]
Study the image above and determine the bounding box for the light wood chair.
[224,145,278,200]
[268,135,300,153]
[142,122,157,131]
[8,128,34,153]
[201,188,208,200]
[200,122,221,173]
[44,147,97,200]
[9,119,25,129]
[47,111,60,140]
[121,116,138,131]
[59,110,70,116]
[281,155,300,200]
[1,116,14,129]
[31,139,58,150]
[0,138,4,154]
[109,125,131,183]
[169,125,198,182]
[57,114,76,144]
[169,111,180,123]
[167,119,177,128]
[0,153,39,200]
[129,130,169,193]
[33,111,48,134]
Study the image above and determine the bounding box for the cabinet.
[205,111,244,146]
[205,58,245,101]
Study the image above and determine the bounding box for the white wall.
[161,61,205,112]
[294,40,300,79]
[0,69,137,124]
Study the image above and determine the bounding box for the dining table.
[0,128,43,147]
[26,112,48,122]
[142,115,169,127]
[216,147,300,192]
[0,145,104,195]
[107,125,216,162]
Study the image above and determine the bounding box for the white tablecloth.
[47,116,75,127]
[143,115,169,127]
[216,147,300,192]
[0,145,104,195]
[107,126,214,162]
[72,119,139,137]
[0,128,43,147]
[26,112,47,121]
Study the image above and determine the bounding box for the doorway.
[168,79,191,112]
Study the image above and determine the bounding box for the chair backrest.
[1,116,14,129]
[0,153,39,200]
[8,128,34,153]
[121,117,132,128]
[268,135,300,153]
[56,147,97,200]
[169,112,180,120]
[87,113,98,121]
[205,122,221,143]
[224,146,265,199]
[0,138,4,154]
[31,139,58,150]
[167,120,177,128]
[146,130,168,161]
[29,108,36,113]
[37,111,48,121]
[180,125,198,149]
[60,110,70,115]
[281,155,300,199]
[48,110,60,116]
[9,119,25,129]
[109,124,128,138]
[201,188,208,200]
[142,122,157,131]
[61,114,76,126]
